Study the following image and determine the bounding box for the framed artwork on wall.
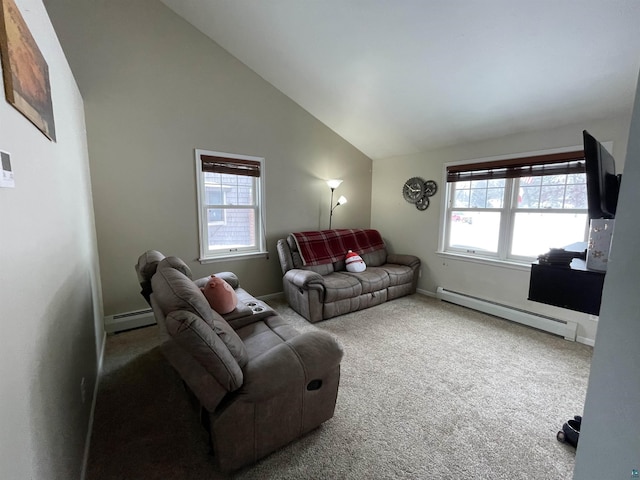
[0,0,56,141]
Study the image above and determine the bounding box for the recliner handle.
[307,379,323,391]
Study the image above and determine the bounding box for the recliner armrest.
[239,331,343,402]
[386,253,420,269]
[283,269,325,290]
[216,271,240,289]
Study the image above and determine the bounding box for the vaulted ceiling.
[160,0,640,160]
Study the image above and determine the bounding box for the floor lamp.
[327,179,347,229]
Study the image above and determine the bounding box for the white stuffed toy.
[345,250,366,272]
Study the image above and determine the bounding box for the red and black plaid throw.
[292,229,385,266]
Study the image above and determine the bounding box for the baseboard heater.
[104,308,155,334]
[436,287,577,341]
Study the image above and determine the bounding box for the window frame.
[439,146,593,265]
[195,149,267,263]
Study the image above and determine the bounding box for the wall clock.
[403,178,438,211]
[416,196,429,211]
[424,180,438,197]
[402,177,425,204]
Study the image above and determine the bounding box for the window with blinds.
[195,149,266,261]
[442,150,589,262]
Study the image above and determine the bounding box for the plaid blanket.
[292,229,385,266]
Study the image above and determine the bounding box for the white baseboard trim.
[81,330,106,480]
[258,288,593,345]
[104,308,155,333]
[416,288,437,298]
[436,286,578,341]
[577,336,595,347]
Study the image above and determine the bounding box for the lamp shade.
[337,195,347,206]
[327,179,343,189]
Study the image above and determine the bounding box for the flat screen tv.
[583,130,621,220]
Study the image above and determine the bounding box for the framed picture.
[0,0,56,141]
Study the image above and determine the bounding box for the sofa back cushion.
[136,250,167,304]
[286,236,335,275]
[285,233,387,272]
[136,250,166,283]
[165,310,244,390]
[361,248,387,267]
[152,266,248,368]
[152,267,212,322]
[157,255,193,279]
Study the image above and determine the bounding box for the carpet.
[86,294,592,479]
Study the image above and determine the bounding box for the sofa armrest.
[283,269,325,290]
[386,253,420,269]
[239,331,343,401]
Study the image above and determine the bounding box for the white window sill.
[199,251,269,264]
[435,251,533,272]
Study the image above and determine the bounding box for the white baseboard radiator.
[104,308,155,334]
[436,287,577,341]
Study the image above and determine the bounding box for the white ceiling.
[160,0,640,160]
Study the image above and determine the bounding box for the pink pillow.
[201,275,238,314]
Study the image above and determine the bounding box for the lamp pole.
[329,187,336,229]
[327,179,343,229]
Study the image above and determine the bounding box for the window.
[195,149,266,261]
[442,150,588,262]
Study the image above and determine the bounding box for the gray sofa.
[277,229,420,322]
[135,250,344,472]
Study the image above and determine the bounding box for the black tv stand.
[528,242,605,316]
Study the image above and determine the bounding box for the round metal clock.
[402,177,425,204]
[416,196,430,211]
[424,180,438,197]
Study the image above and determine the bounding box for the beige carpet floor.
[86,294,592,479]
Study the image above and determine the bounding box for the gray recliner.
[135,250,344,472]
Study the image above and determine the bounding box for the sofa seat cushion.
[236,316,300,361]
[343,267,390,294]
[302,263,335,276]
[379,263,415,286]
[322,272,363,303]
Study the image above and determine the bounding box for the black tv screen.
[583,130,620,219]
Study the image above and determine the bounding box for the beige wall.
[43,0,631,343]
[25,1,638,475]
[44,0,373,316]
[372,116,631,345]
[0,1,102,478]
